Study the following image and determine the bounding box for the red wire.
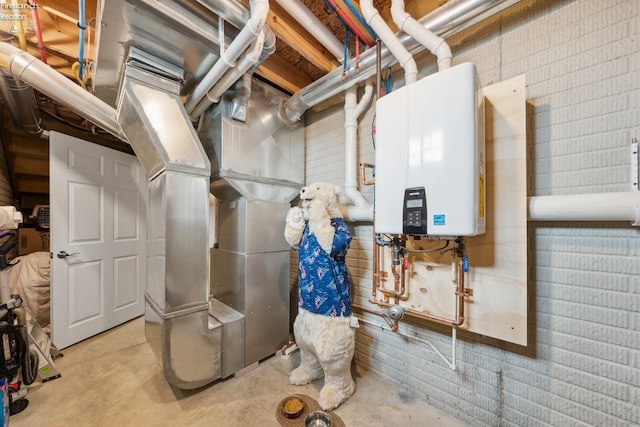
[327,0,373,47]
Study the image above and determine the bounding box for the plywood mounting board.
[376,75,528,346]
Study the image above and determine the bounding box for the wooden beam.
[256,54,313,94]
[12,155,48,176]
[238,0,337,73]
[16,177,49,194]
[7,138,49,159]
[267,2,338,73]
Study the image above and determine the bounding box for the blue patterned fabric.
[297,218,352,317]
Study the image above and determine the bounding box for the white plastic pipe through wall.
[275,0,344,63]
[342,83,374,222]
[360,0,418,86]
[185,0,269,115]
[390,0,452,71]
[528,192,640,225]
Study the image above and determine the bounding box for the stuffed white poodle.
[284,182,355,411]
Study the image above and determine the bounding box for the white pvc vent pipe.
[390,0,452,71]
[185,0,269,115]
[342,82,374,222]
[528,192,640,225]
[190,30,266,119]
[360,0,418,86]
[275,0,343,63]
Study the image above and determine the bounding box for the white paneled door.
[50,131,147,349]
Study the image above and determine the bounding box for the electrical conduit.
[360,0,417,86]
[185,0,269,116]
[341,82,374,222]
[390,0,452,71]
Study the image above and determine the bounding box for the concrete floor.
[11,316,466,427]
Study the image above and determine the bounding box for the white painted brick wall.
[300,0,640,425]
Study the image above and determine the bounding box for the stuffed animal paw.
[284,206,306,248]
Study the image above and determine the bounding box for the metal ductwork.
[93,0,297,387]
[116,51,246,389]
[198,77,303,368]
[0,69,42,136]
[0,42,125,140]
[280,0,521,125]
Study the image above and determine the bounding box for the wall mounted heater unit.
[374,62,485,237]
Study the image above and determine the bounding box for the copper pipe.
[376,262,399,296]
[376,255,409,299]
[352,302,398,331]
[371,242,468,328]
[360,163,375,185]
[454,253,466,325]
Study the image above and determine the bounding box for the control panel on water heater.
[403,187,428,234]
[374,62,486,237]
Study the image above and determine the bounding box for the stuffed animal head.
[300,182,343,219]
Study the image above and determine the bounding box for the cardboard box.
[18,228,50,255]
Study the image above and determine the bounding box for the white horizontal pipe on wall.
[528,192,640,225]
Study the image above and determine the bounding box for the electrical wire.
[404,239,451,253]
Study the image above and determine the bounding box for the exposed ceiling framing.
[0,0,441,207]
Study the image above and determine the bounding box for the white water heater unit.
[374,62,485,237]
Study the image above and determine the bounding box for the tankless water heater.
[374,62,485,237]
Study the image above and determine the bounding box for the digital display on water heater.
[403,187,428,234]
[406,199,423,208]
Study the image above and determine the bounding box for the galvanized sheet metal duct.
[198,77,304,203]
[117,58,230,389]
[0,69,42,136]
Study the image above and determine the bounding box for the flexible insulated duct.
[280,0,520,125]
